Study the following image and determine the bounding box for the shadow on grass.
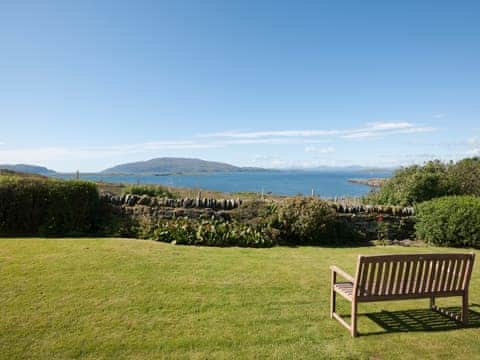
[279,240,375,249]
[362,306,480,336]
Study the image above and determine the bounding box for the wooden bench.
[330,253,475,337]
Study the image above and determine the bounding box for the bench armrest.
[330,265,354,283]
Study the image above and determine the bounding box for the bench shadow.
[362,306,480,336]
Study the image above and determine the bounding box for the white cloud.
[199,121,435,141]
[0,141,223,169]
[222,138,331,145]
[365,122,414,130]
[304,146,335,154]
[247,157,341,169]
[341,131,379,139]
[200,129,340,139]
[466,148,480,156]
[0,120,439,171]
[468,137,479,145]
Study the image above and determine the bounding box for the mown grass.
[0,239,479,359]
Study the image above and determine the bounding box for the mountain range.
[101,157,264,174]
[0,164,57,176]
[0,158,395,176]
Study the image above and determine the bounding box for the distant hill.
[102,157,264,174]
[0,164,57,176]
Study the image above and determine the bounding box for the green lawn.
[0,239,479,359]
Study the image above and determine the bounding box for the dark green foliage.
[0,176,100,236]
[447,157,480,196]
[141,218,277,248]
[123,184,175,198]
[366,158,480,206]
[230,200,277,227]
[376,218,415,240]
[96,197,139,237]
[415,196,480,248]
[271,197,356,245]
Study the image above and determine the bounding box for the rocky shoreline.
[347,178,387,187]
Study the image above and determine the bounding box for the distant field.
[0,239,479,359]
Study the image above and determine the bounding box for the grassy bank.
[0,239,479,359]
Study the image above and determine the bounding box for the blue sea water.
[56,170,392,197]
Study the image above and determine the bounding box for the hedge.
[0,177,100,236]
[415,195,480,248]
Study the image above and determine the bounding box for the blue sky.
[1,1,479,172]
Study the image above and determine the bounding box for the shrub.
[415,196,480,248]
[142,218,277,248]
[365,161,451,206]
[365,158,480,206]
[230,200,277,226]
[272,197,341,245]
[0,176,100,236]
[123,184,175,198]
[447,157,480,196]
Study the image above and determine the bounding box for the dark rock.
[137,195,151,206]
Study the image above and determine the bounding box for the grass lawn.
[0,239,479,359]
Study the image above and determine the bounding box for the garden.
[1,159,480,359]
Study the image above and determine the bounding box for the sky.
[1,0,480,172]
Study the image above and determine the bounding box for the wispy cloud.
[200,129,340,138]
[466,137,480,156]
[304,146,335,154]
[200,121,435,141]
[0,121,439,171]
[0,142,222,167]
[340,131,380,139]
[468,137,479,145]
[365,121,414,130]
[466,148,480,156]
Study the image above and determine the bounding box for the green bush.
[365,158,480,206]
[272,197,344,245]
[447,157,480,196]
[230,200,277,227]
[365,161,451,206]
[123,184,175,198]
[0,176,100,236]
[415,196,480,248]
[141,218,277,248]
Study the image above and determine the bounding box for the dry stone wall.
[102,193,417,240]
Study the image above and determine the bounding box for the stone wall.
[338,213,416,241]
[102,193,237,222]
[102,193,417,240]
[106,193,242,210]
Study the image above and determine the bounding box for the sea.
[55,170,392,198]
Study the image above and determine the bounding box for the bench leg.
[430,294,468,325]
[351,300,358,337]
[462,292,469,325]
[330,271,336,318]
[330,288,336,318]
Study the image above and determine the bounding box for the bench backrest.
[354,253,475,300]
